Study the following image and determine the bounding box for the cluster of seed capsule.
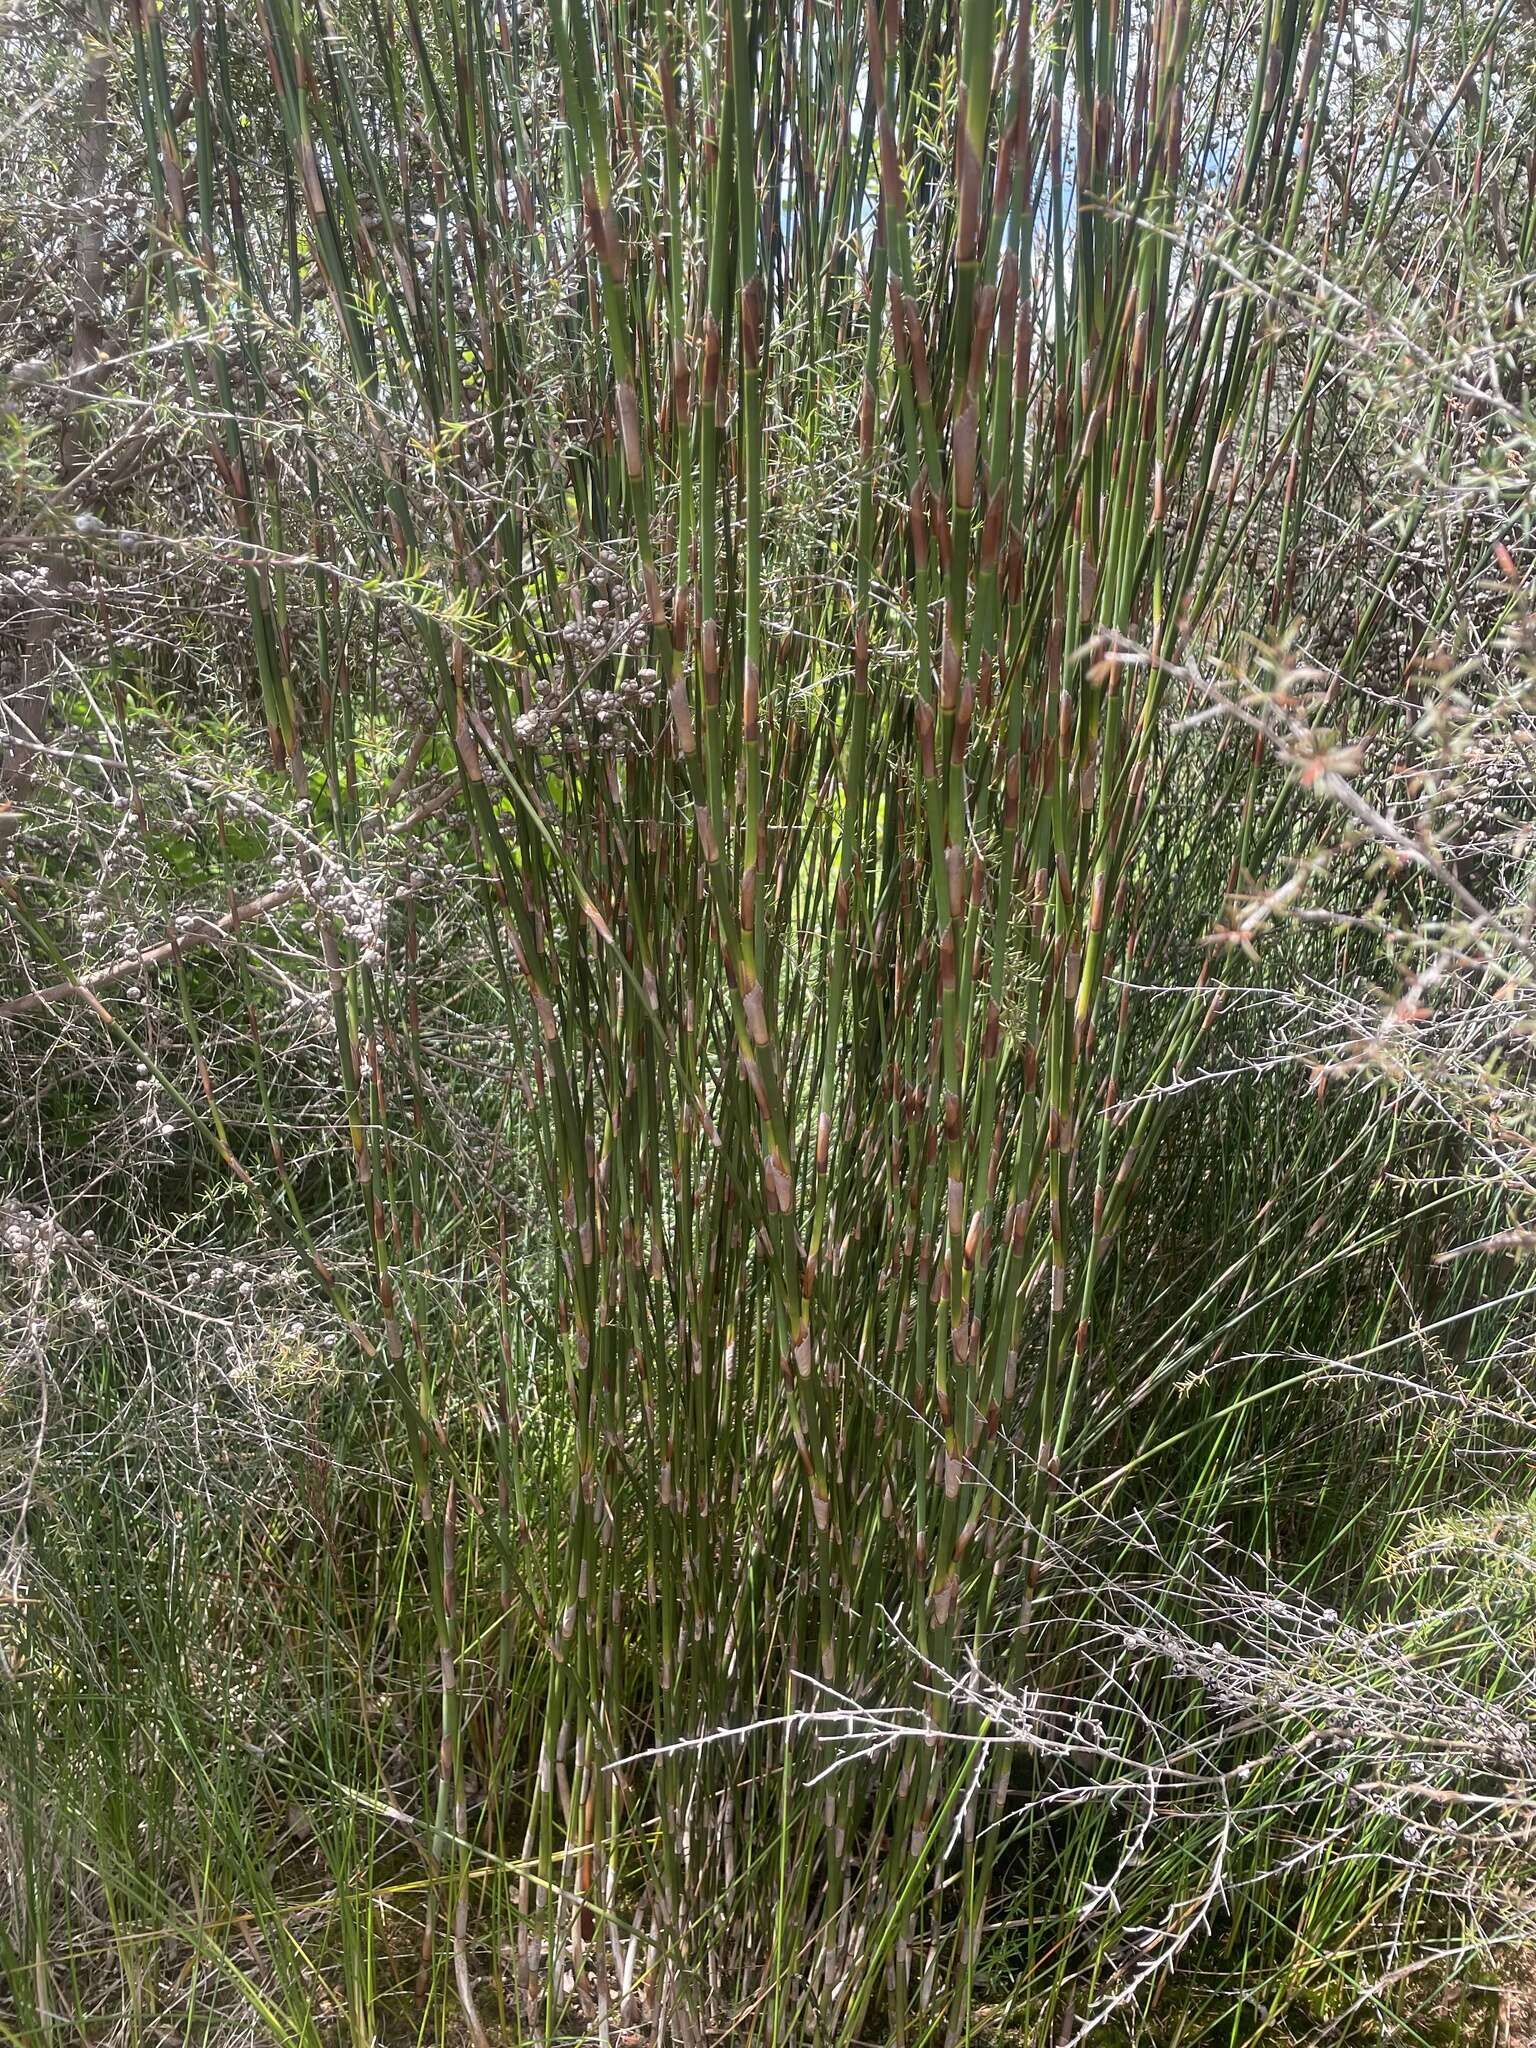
[558,553,651,668]
[0,1202,62,1275]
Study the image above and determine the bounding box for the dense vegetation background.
[4,0,1536,2041]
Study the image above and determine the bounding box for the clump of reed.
[4,0,1536,2040]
